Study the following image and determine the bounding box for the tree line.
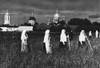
[0,18,100,32]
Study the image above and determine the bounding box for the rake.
[67,35,71,50]
[86,35,93,51]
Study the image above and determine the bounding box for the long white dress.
[95,30,99,38]
[79,30,86,45]
[21,30,28,52]
[43,30,52,54]
[60,29,67,45]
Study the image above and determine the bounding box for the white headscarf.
[79,30,86,43]
[89,31,92,36]
[60,29,67,44]
[96,30,99,38]
[43,30,50,43]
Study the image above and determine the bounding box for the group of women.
[20,29,99,54]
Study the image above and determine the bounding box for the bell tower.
[4,10,10,25]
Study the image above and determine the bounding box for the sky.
[0,0,99,12]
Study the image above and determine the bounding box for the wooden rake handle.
[86,36,93,51]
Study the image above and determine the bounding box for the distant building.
[18,26,33,31]
[0,27,7,31]
[28,13,36,25]
[4,10,10,25]
[0,12,34,32]
[0,26,18,32]
[0,26,33,32]
[53,10,60,24]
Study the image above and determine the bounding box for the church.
[4,10,10,25]
[53,10,60,24]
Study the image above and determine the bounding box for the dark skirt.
[59,42,69,49]
[89,36,92,39]
[43,43,46,53]
[78,41,85,48]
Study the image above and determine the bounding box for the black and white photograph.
[0,0,99,68]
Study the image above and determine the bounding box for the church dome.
[29,16,36,21]
[54,13,60,18]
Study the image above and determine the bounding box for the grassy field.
[0,32,100,68]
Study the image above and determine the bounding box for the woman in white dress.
[21,30,28,52]
[78,30,86,47]
[89,31,92,38]
[43,29,52,54]
[95,30,99,38]
[60,29,69,49]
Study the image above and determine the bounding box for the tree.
[68,18,91,25]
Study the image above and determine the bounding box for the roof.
[29,16,36,21]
